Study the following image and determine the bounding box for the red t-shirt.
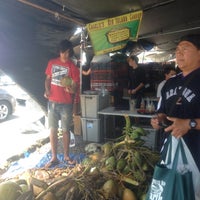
[45,57,80,104]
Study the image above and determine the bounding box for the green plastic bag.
[146,136,195,200]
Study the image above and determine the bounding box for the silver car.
[0,88,16,122]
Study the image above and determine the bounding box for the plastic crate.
[81,118,102,142]
[81,94,109,118]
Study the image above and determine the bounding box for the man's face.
[175,41,200,72]
[60,49,70,61]
[166,70,176,80]
[128,59,137,69]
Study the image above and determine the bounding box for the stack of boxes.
[81,93,110,142]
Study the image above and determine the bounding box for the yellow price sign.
[106,28,130,44]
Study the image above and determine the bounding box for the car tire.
[0,100,12,122]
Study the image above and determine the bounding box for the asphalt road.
[0,100,48,166]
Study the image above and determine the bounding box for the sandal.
[45,160,60,168]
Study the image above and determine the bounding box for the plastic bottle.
[101,84,105,96]
[140,98,145,110]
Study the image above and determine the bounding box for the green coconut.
[105,156,116,170]
[130,131,140,140]
[122,165,131,174]
[134,127,147,136]
[0,181,22,200]
[60,76,73,87]
[116,158,126,171]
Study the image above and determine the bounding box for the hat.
[179,34,200,49]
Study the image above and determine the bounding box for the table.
[98,106,157,149]
[98,106,154,118]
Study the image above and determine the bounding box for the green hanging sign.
[86,10,143,55]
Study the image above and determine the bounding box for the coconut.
[122,188,137,200]
[140,193,147,200]
[0,181,22,200]
[89,152,103,162]
[19,184,29,193]
[60,76,73,87]
[43,192,57,200]
[101,142,112,156]
[89,166,100,175]
[60,76,77,93]
[102,179,117,199]
[33,185,43,196]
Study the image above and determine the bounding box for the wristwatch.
[189,119,197,129]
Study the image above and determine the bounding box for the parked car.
[0,88,16,122]
[0,72,29,106]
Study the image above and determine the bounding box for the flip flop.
[63,158,76,165]
[45,160,60,168]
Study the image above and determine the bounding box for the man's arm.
[44,75,51,98]
[135,82,145,92]
[82,68,91,75]
[165,117,200,138]
[131,82,144,95]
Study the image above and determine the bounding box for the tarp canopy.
[0,0,200,108]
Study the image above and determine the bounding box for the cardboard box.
[73,115,82,135]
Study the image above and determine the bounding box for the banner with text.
[86,11,143,55]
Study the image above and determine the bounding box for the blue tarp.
[36,153,86,168]
[1,152,86,179]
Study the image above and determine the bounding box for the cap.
[179,34,200,50]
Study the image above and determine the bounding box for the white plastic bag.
[165,136,200,200]
[70,131,75,148]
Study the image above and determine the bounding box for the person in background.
[44,39,80,167]
[82,65,91,92]
[156,65,177,99]
[151,34,200,198]
[127,55,146,108]
[154,65,176,150]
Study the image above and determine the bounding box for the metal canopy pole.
[80,28,85,94]
[17,0,84,26]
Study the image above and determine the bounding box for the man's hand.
[151,113,168,130]
[65,82,77,94]
[151,116,161,130]
[164,117,190,138]
[44,90,50,99]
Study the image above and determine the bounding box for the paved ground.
[0,99,48,166]
[0,97,90,178]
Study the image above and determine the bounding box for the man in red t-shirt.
[44,39,80,167]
